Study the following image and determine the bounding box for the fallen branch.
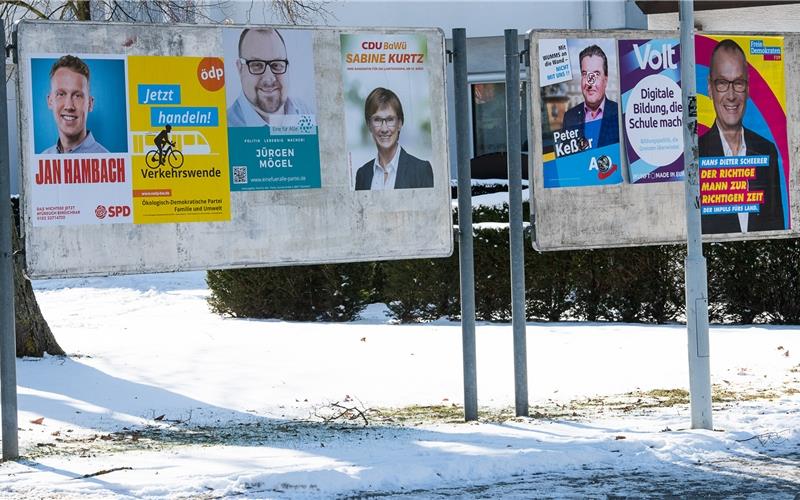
[735,430,790,446]
[312,399,373,426]
[76,467,133,479]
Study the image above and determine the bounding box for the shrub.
[380,256,460,322]
[707,239,800,324]
[206,262,374,321]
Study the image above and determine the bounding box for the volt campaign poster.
[619,38,684,184]
[538,38,622,188]
[696,35,790,234]
[28,54,132,226]
[223,28,320,191]
[341,33,435,191]
[128,56,230,224]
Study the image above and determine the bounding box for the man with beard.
[227,28,310,127]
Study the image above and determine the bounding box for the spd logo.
[95,205,131,219]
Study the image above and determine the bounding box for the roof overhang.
[635,0,800,15]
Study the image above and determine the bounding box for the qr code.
[233,166,247,184]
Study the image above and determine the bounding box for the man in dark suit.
[355,87,433,190]
[700,39,784,234]
[561,44,619,149]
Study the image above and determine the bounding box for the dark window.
[470,82,528,157]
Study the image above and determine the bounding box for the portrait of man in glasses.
[561,44,619,150]
[226,27,311,127]
[355,87,433,190]
[700,39,784,234]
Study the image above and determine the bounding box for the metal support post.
[452,28,478,422]
[0,19,20,459]
[504,29,528,417]
[679,0,713,430]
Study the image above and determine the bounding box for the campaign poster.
[28,54,132,226]
[128,56,230,224]
[538,38,622,188]
[223,28,320,191]
[696,35,790,234]
[619,38,684,184]
[341,33,434,191]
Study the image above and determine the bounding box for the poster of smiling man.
[223,27,320,191]
[28,54,131,226]
[696,34,790,235]
[538,37,622,188]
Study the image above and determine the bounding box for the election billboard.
[538,38,623,188]
[16,21,452,278]
[696,35,790,235]
[528,29,798,251]
[619,38,684,184]
[341,34,434,191]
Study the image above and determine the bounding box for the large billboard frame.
[16,20,453,278]
[528,29,800,251]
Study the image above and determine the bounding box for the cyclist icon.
[146,124,184,169]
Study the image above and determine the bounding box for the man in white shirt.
[699,39,784,234]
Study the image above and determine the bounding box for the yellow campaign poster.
[127,56,230,224]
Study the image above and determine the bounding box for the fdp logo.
[95,205,131,219]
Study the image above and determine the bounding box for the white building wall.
[647,4,800,31]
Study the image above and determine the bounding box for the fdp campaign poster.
[28,54,132,227]
[538,38,622,188]
[341,33,435,191]
[223,28,320,191]
[696,35,790,234]
[128,56,230,224]
[619,38,684,184]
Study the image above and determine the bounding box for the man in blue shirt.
[43,55,108,154]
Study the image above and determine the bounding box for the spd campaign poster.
[696,35,790,234]
[223,28,321,191]
[127,56,230,224]
[28,54,132,226]
[619,38,684,184]
[538,38,622,188]
[341,33,435,191]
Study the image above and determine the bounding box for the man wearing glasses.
[561,44,619,150]
[355,87,433,190]
[227,28,310,127]
[700,39,783,233]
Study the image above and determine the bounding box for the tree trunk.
[11,204,64,357]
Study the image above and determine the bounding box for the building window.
[471,82,528,158]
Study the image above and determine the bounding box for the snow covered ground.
[1,270,799,498]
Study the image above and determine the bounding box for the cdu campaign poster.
[340,33,434,191]
[538,38,623,188]
[696,35,790,234]
[618,38,684,184]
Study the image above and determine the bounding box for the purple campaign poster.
[619,39,684,184]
